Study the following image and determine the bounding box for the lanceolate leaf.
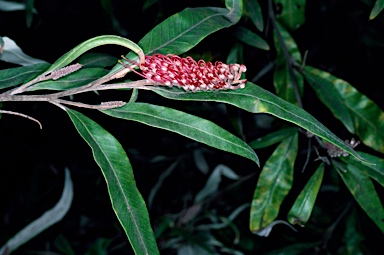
[250,133,298,232]
[335,162,384,234]
[151,82,367,163]
[304,66,384,153]
[249,126,297,149]
[341,152,384,187]
[47,35,143,75]
[110,0,243,73]
[273,22,303,104]
[0,63,50,90]
[28,68,108,91]
[234,26,270,51]
[303,66,355,134]
[288,164,324,226]
[102,103,259,165]
[66,109,159,255]
[370,0,384,20]
[274,0,306,30]
[244,0,264,31]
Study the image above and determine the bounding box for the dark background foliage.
[1,0,384,254]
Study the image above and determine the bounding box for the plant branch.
[0,110,42,129]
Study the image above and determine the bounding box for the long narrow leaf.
[287,164,324,225]
[0,168,73,254]
[109,0,243,73]
[250,133,298,232]
[0,63,50,89]
[303,66,355,134]
[67,109,159,255]
[234,26,269,50]
[151,83,367,163]
[273,22,303,104]
[370,0,384,20]
[341,152,384,187]
[102,103,259,165]
[304,66,384,153]
[244,0,264,31]
[249,127,297,149]
[47,35,143,75]
[335,161,384,234]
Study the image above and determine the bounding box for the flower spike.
[120,54,247,92]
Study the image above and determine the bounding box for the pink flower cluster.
[139,54,247,92]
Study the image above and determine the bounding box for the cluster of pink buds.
[121,54,247,92]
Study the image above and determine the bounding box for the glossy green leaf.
[335,161,384,234]
[27,68,108,91]
[273,22,303,104]
[249,126,297,149]
[234,26,270,51]
[370,0,384,20]
[244,0,264,31]
[102,103,259,165]
[66,109,159,255]
[304,66,384,153]
[78,53,118,68]
[110,0,243,73]
[0,63,50,90]
[303,66,355,134]
[287,163,324,225]
[250,133,298,232]
[47,35,142,75]
[274,0,306,30]
[341,151,384,187]
[151,82,367,163]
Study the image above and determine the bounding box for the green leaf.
[110,0,243,73]
[27,68,108,91]
[339,213,364,255]
[341,151,384,187]
[304,66,384,153]
[244,0,264,31]
[274,0,306,30]
[249,126,297,149]
[303,66,355,134]
[0,63,50,90]
[78,53,118,68]
[273,22,303,104]
[234,26,270,51]
[66,109,159,255]
[47,35,142,75]
[250,133,298,232]
[335,161,384,234]
[25,0,35,27]
[0,36,47,66]
[102,103,259,165]
[370,0,384,20]
[287,163,324,226]
[151,82,367,164]
[226,42,244,65]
